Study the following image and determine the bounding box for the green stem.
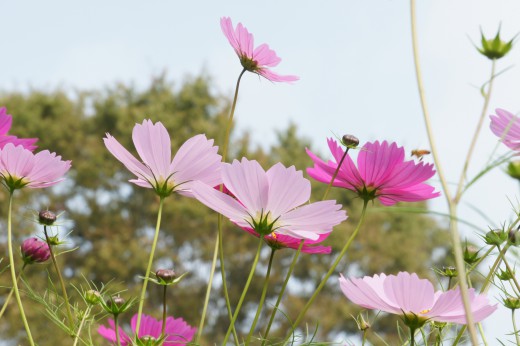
[481,244,509,293]
[0,264,25,320]
[261,240,304,345]
[410,327,416,346]
[410,1,477,344]
[7,193,35,345]
[162,285,167,338]
[499,245,520,293]
[72,306,91,346]
[454,59,496,203]
[283,200,369,342]
[223,237,264,345]
[362,330,367,346]
[114,314,121,346]
[322,147,350,200]
[196,69,245,345]
[477,322,488,346]
[246,248,276,345]
[135,197,165,333]
[44,225,74,331]
[513,309,520,346]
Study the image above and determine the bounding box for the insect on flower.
[411,149,431,161]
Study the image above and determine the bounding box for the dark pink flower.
[21,237,50,264]
[490,108,520,151]
[0,107,38,151]
[243,228,332,254]
[339,272,496,325]
[220,17,298,83]
[98,313,196,345]
[0,143,71,190]
[307,139,440,206]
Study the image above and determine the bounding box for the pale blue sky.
[1,0,520,343]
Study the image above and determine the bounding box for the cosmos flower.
[104,120,222,198]
[307,139,440,206]
[244,228,332,254]
[220,17,298,82]
[0,143,71,191]
[489,108,520,151]
[0,107,38,151]
[339,272,496,326]
[98,313,196,345]
[192,158,346,241]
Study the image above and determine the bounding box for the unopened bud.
[509,228,520,246]
[441,266,458,278]
[477,27,515,60]
[342,134,359,148]
[21,237,51,264]
[38,210,57,226]
[463,245,481,265]
[497,268,515,281]
[504,296,520,310]
[85,290,102,305]
[156,269,176,284]
[507,161,520,181]
[484,229,508,246]
[106,296,125,308]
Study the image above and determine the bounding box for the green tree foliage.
[0,75,452,345]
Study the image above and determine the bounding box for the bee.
[411,149,431,161]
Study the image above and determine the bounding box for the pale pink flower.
[98,313,196,345]
[0,143,71,190]
[104,120,221,198]
[339,272,496,325]
[0,107,38,151]
[220,17,299,83]
[192,158,346,241]
[307,139,440,206]
[490,108,520,150]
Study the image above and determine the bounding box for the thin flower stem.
[513,309,520,346]
[72,306,92,346]
[162,285,167,338]
[482,244,509,293]
[246,248,276,345]
[223,237,264,345]
[135,197,165,333]
[114,314,121,346]
[410,1,477,344]
[7,193,35,345]
[410,327,416,346]
[498,245,520,293]
[0,264,25,320]
[477,322,488,346]
[454,59,496,204]
[197,69,246,344]
[44,225,74,331]
[261,240,304,345]
[283,200,369,343]
[322,147,350,200]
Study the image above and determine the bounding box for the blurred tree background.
[0,74,453,345]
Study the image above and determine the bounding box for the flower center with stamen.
[248,210,280,236]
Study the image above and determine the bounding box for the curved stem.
[410,1,477,344]
[196,69,246,344]
[223,237,264,345]
[246,248,276,345]
[7,193,35,345]
[44,225,74,331]
[0,264,25,320]
[454,59,496,203]
[135,197,165,333]
[72,306,91,346]
[283,200,369,342]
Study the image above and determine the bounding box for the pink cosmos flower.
[339,272,496,325]
[104,120,222,198]
[307,139,440,206]
[0,107,38,151]
[490,108,520,151]
[244,229,332,254]
[220,17,299,83]
[0,143,71,190]
[192,158,347,241]
[98,313,196,345]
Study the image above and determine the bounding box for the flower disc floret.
[220,17,299,83]
[192,158,347,241]
[339,272,497,325]
[104,119,222,198]
[307,139,440,206]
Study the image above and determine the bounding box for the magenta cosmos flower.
[244,228,332,254]
[192,158,346,240]
[490,108,520,151]
[339,272,496,326]
[104,120,221,198]
[98,313,196,345]
[307,139,440,206]
[220,17,298,83]
[0,107,38,151]
[0,143,71,191]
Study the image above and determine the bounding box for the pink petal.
[383,272,434,314]
[132,120,172,180]
[265,163,310,216]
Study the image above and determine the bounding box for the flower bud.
[38,210,57,226]
[477,27,515,60]
[21,237,51,264]
[441,266,458,278]
[463,245,481,265]
[84,290,102,305]
[509,228,520,246]
[102,295,135,316]
[484,229,508,246]
[497,268,515,281]
[507,161,520,181]
[156,269,176,284]
[504,296,520,310]
[341,134,360,148]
